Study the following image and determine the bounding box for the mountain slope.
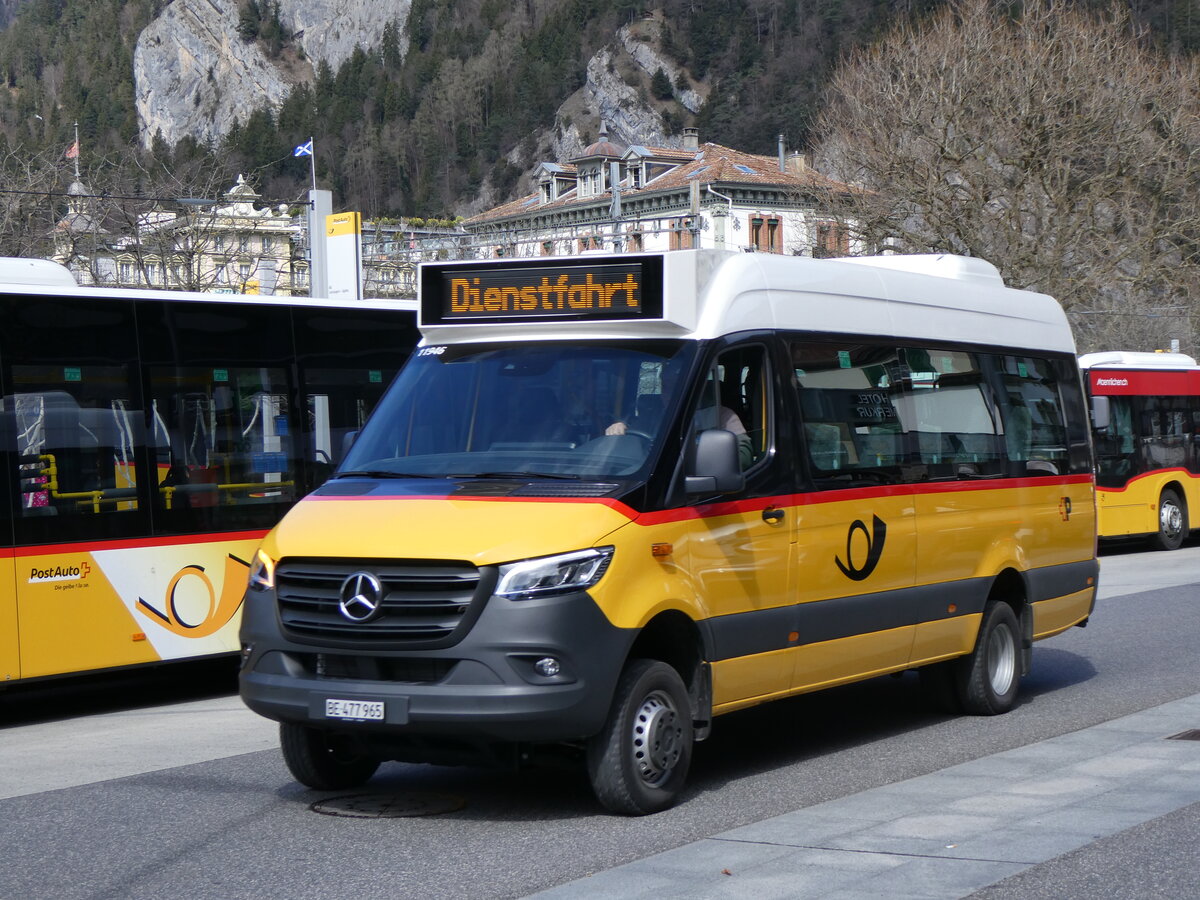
[0,0,1194,218]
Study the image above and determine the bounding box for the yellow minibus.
[240,250,1098,814]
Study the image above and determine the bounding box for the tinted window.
[792,340,1085,487]
[2,296,149,545]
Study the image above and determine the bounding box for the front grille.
[277,558,484,647]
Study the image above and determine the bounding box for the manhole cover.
[310,792,466,818]
[1166,729,1200,742]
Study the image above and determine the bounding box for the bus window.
[341,341,697,480]
[692,345,770,470]
[302,367,394,483]
[792,342,907,485]
[9,366,143,519]
[895,348,1002,478]
[995,356,1071,476]
[148,366,295,531]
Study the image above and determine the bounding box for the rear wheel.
[956,601,1020,715]
[280,723,380,790]
[586,659,693,815]
[1151,488,1186,551]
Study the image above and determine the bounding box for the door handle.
[762,507,785,523]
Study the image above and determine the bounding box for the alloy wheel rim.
[1162,501,1184,539]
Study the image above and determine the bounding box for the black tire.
[1151,488,1186,551]
[956,601,1021,715]
[279,723,380,790]
[586,659,693,815]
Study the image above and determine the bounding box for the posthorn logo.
[835,516,888,582]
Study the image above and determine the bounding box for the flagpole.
[309,136,316,192]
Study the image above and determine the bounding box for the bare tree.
[813,0,1200,354]
[0,148,69,260]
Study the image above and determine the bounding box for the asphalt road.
[2,539,1199,900]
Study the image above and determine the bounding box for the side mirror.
[685,429,745,495]
[340,430,359,460]
[1090,395,1110,431]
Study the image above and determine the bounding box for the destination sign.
[420,257,663,324]
[1089,368,1200,396]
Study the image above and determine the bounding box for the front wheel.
[1151,488,1186,551]
[956,601,1021,715]
[586,659,694,815]
[280,723,380,790]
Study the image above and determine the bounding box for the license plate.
[324,698,385,721]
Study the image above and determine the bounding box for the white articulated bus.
[0,258,418,685]
[240,250,1098,814]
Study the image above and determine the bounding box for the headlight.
[247,549,276,592]
[495,547,614,600]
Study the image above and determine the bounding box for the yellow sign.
[327,212,361,238]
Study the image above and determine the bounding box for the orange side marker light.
[132,632,147,642]
[651,542,673,559]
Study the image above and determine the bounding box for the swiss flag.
[65,141,79,159]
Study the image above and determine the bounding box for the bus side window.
[11,371,143,520]
[792,341,905,486]
[693,346,770,471]
[897,348,1002,479]
[148,366,295,529]
[993,355,1075,476]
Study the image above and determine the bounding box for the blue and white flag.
[293,140,313,157]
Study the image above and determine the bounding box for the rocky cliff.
[483,11,706,214]
[134,0,409,149]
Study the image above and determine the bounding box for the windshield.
[341,340,698,480]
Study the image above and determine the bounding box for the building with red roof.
[464,126,862,259]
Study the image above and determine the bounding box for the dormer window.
[630,166,642,189]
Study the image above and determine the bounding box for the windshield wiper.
[334,470,444,479]
[449,471,582,481]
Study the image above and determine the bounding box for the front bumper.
[238,584,632,744]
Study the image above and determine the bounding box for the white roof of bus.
[1078,351,1199,370]
[421,250,1076,354]
[0,257,78,287]
[0,258,417,313]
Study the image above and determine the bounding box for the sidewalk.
[530,691,1200,899]
[0,694,277,801]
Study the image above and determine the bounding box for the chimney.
[683,127,699,151]
[786,152,807,175]
[778,134,785,172]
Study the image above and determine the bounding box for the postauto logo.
[28,561,91,584]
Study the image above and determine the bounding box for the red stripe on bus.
[303,474,1092,526]
[9,530,270,557]
[637,475,1092,525]
[1095,468,1199,494]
